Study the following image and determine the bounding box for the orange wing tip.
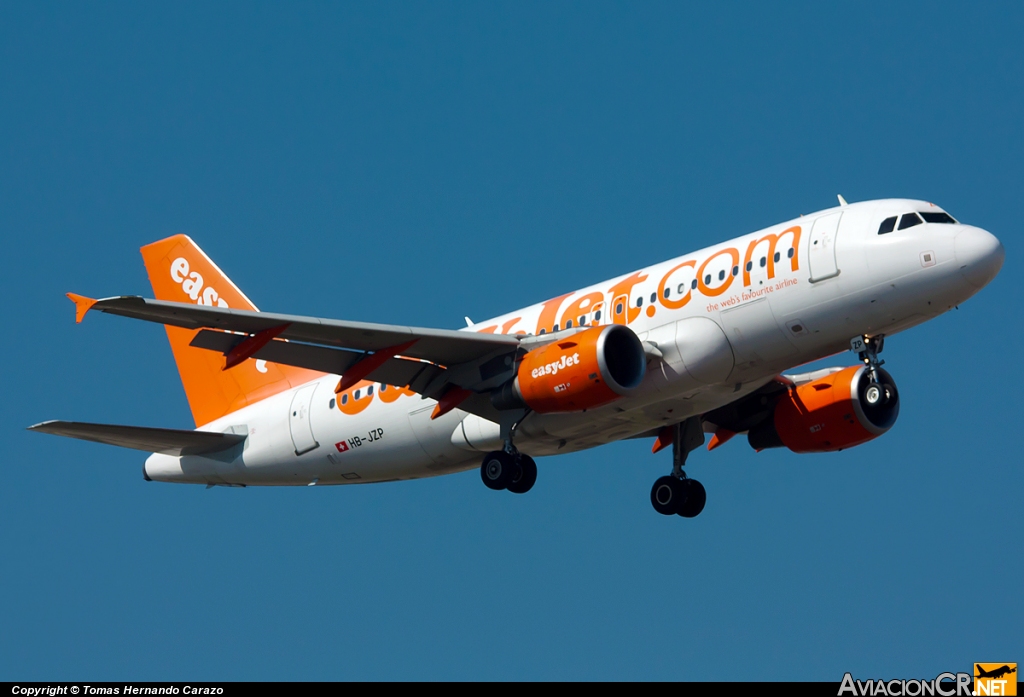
[66,293,98,323]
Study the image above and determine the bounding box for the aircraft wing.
[187,328,451,396]
[75,295,519,363]
[70,295,524,419]
[28,420,246,456]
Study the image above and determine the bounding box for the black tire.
[677,479,707,518]
[650,476,682,516]
[507,454,537,494]
[480,451,515,490]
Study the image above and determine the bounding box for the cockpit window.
[898,213,923,230]
[878,216,897,235]
[920,211,957,224]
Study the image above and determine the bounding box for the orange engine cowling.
[505,324,646,413]
[748,365,900,453]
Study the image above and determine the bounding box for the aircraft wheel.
[481,451,515,490]
[507,454,537,494]
[677,479,707,518]
[650,476,683,516]
[865,383,884,406]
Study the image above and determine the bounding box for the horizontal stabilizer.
[28,420,246,456]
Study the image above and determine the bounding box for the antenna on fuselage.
[837,194,849,207]
[464,316,474,327]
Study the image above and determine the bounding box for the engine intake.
[494,324,646,413]
[748,365,899,453]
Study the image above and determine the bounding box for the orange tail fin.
[140,235,323,427]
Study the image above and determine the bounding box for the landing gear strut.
[480,411,537,494]
[650,416,707,518]
[852,334,884,382]
[851,334,893,406]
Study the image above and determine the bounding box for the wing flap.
[28,420,246,456]
[190,329,362,375]
[188,329,447,392]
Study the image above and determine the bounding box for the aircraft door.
[809,212,843,282]
[288,383,320,455]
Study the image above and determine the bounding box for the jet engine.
[493,324,646,413]
[748,365,900,453]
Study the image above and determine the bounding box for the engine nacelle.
[498,324,646,413]
[749,365,899,453]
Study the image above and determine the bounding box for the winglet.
[66,293,98,324]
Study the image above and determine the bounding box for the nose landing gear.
[864,382,884,405]
[650,416,707,518]
[852,334,885,383]
[851,334,895,406]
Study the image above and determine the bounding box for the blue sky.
[1,2,1021,680]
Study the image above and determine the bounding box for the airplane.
[976,665,1016,680]
[29,197,1004,518]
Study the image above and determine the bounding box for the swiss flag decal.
[335,441,349,453]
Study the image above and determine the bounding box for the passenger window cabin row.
[470,243,800,340]
[578,245,800,319]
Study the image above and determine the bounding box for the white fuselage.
[144,199,1003,485]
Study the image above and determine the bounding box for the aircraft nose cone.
[955,226,1004,288]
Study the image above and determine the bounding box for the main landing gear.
[480,411,537,494]
[480,449,537,494]
[651,417,707,518]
